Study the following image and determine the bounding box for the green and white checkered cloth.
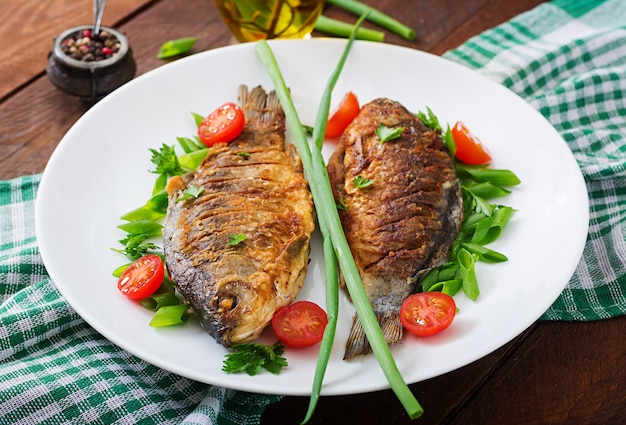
[0,176,280,425]
[2,0,626,422]
[444,0,626,320]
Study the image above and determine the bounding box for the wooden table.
[2,1,624,423]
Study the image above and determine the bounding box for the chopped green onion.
[461,181,511,199]
[326,0,415,40]
[112,263,129,278]
[179,148,209,170]
[461,242,508,263]
[458,248,479,301]
[149,304,189,327]
[428,279,463,297]
[192,112,205,127]
[314,15,384,42]
[456,164,521,186]
[117,220,163,237]
[471,206,515,245]
[157,37,197,59]
[140,292,181,311]
[177,136,204,153]
[120,205,165,222]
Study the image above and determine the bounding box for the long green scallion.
[255,17,423,421]
[326,0,416,40]
[314,15,385,42]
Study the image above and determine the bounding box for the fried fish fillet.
[327,98,463,359]
[162,85,315,347]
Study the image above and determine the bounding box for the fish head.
[204,274,277,347]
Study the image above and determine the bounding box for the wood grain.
[3,1,626,424]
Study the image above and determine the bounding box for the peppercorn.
[59,28,121,62]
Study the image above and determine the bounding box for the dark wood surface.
[2,1,625,424]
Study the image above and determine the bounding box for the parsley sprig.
[353,175,374,189]
[376,123,404,143]
[222,342,288,375]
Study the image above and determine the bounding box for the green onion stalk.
[314,15,385,42]
[325,0,416,40]
[255,13,423,422]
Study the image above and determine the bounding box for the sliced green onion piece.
[456,164,521,186]
[120,205,165,222]
[462,181,511,199]
[149,304,189,327]
[461,242,508,263]
[458,248,479,301]
[177,136,205,153]
[428,279,463,297]
[157,37,197,59]
[117,220,163,237]
[112,263,129,278]
[179,148,209,170]
[471,206,515,245]
[314,15,384,42]
[140,292,181,311]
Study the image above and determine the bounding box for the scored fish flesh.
[327,98,463,359]
[162,85,315,347]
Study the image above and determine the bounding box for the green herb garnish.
[228,233,246,246]
[236,152,250,160]
[222,341,288,375]
[416,107,442,132]
[353,175,374,189]
[176,185,204,202]
[149,143,184,176]
[376,123,404,143]
[112,232,160,261]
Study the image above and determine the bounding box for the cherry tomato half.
[271,301,328,348]
[451,121,492,164]
[198,102,245,147]
[117,255,164,300]
[325,91,360,138]
[400,292,456,337]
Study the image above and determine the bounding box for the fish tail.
[238,84,282,129]
[343,311,404,360]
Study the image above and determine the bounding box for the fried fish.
[327,98,463,359]
[162,85,315,347]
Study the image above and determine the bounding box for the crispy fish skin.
[327,98,463,359]
[162,85,315,347]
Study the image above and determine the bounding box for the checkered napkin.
[0,176,280,423]
[2,0,626,423]
[444,0,626,320]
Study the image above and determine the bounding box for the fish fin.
[238,84,281,128]
[343,311,404,360]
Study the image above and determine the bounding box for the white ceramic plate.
[36,39,588,396]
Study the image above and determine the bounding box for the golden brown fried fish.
[163,85,315,347]
[327,98,463,359]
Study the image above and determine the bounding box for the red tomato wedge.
[400,292,456,337]
[271,301,328,348]
[451,121,492,164]
[198,102,245,147]
[325,91,360,138]
[117,255,164,300]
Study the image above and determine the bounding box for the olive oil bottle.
[214,0,325,42]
